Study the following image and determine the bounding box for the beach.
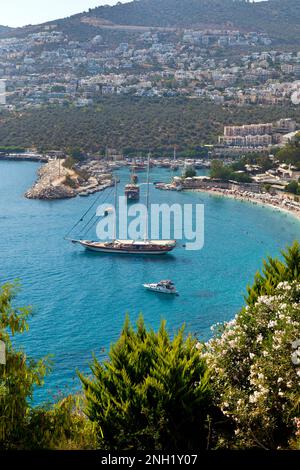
[190,187,300,221]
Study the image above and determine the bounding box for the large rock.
[25,184,76,200]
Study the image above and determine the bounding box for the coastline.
[187,187,300,222]
[25,159,114,200]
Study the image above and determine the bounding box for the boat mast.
[113,178,117,240]
[145,153,151,241]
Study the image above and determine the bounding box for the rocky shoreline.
[25,159,114,200]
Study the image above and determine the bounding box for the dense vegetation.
[210,159,252,182]
[1,1,299,45]
[80,316,216,450]
[1,99,300,154]
[1,243,300,450]
[60,0,300,45]
[246,241,300,305]
[277,134,300,168]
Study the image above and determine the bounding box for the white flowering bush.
[204,281,300,449]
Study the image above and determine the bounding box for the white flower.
[291,351,300,366]
[256,334,263,343]
[292,339,300,349]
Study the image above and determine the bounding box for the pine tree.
[79,315,214,450]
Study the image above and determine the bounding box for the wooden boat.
[67,154,176,256]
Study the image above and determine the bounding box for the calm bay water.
[1,160,299,403]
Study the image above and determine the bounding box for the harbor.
[1,160,300,403]
[155,176,300,222]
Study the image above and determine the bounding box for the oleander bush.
[246,241,300,305]
[204,281,300,449]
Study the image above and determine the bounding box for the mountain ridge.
[0,25,11,33]
[0,0,299,44]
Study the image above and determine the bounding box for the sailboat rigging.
[66,154,176,255]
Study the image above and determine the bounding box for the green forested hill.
[0,1,299,44]
[82,0,300,43]
[1,98,300,154]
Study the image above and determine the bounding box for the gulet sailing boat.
[69,155,176,255]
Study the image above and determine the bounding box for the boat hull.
[143,284,178,294]
[75,239,176,255]
[85,246,169,255]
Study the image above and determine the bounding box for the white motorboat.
[143,280,178,295]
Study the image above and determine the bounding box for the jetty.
[25,159,114,200]
[0,152,48,163]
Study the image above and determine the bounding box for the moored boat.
[67,154,177,256]
[125,183,140,201]
[72,239,176,255]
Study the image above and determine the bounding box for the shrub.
[0,282,50,448]
[62,156,76,169]
[79,316,214,450]
[204,281,300,449]
[0,282,96,450]
[183,166,197,178]
[285,180,299,195]
[246,241,300,305]
[64,175,78,188]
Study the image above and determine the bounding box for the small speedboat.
[143,280,178,295]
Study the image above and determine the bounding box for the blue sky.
[1,1,129,27]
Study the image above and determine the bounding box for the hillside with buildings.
[0,0,300,154]
[56,0,300,44]
[0,1,299,45]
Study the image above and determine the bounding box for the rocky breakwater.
[25,159,113,200]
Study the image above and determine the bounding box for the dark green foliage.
[183,166,197,178]
[67,147,86,161]
[0,146,26,153]
[276,136,300,168]
[231,172,252,183]
[210,159,252,182]
[2,99,300,153]
[0,282,96,450]
[62,156,76,169]
[1,0,300,45]
[64,175,77,189]
[79,316,213,450]
[285,180,300,195]
[246,241,300,305]
[0,282,50,448]
[83,0,300,45]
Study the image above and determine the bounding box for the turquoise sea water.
[1,161,300,403]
